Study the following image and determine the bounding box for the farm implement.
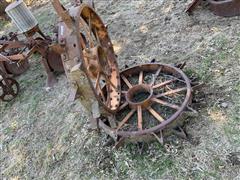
[1,0,198,145]
[0,0,64,90]
[50,0,197,145]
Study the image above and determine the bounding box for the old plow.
[0,0,64,91]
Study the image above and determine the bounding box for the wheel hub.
[126,84,153,110]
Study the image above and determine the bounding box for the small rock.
[45,87,52,92]
[221,102,228,108]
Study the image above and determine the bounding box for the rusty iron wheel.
[0,77,20,102]
[76,4,121,113]
[100,63,192,140]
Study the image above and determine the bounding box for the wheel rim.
[101,63,192,137]
[0,77,19,102]
[76,4,121,112]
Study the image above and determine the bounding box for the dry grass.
[1,0,240,179]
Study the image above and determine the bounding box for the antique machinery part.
[52,0,195,145]
[99,63,192,144]
[46,48,64,73]
[33,37,64,73]
[0,36,64,87]
[29,38,64,87]
[5,0,38,34]
[4,1,64,87]
[0,33,29,75]
[0,68,20,102]
[3,58,29,76]
[186,0,240,17]
[5,0,47,39]
[52,1,121,113]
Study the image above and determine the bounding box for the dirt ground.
[1,0,240,179]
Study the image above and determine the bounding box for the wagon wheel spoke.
[139,71,143,84]
[89,12,92,33]
[86,15,95,48]
[163,74,186,84]
[102,72,118,90]
[99,88,106,102]
[137,105,143,130]
[6,79,17,95]
[93,26,100,45]
[165,85,173,91]
[95,72,101,89]
[88,12,97,46]
[95,73,106,102]
[121,75,133,88]
[156,87,187,98]
[151,67,162,86]
[121,90,127,94]
[152,97,180,110]
[88,13,101,47]
[117,109,136,130]
[8,88,16,95]
[79,17,95,48]
[147,107,165,122]
[119,101,129,111]
[7,79,15,86]
[153,79,176,89]
[79,33,87,49]
[0,84,5,98]
[165,85,181,97]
